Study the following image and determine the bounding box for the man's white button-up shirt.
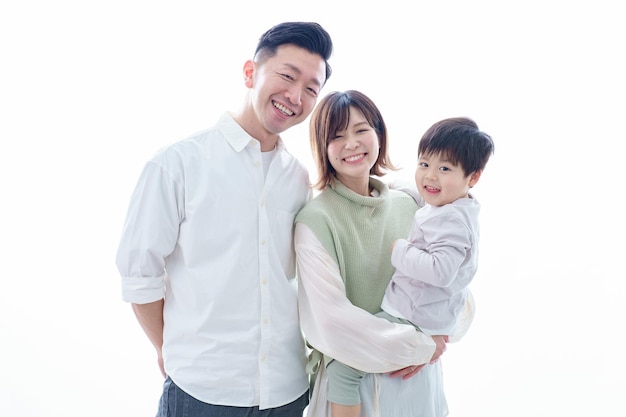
[116,113,311,408]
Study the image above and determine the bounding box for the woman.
[295,90,473,417]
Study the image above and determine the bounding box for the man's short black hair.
[254,21,333,83]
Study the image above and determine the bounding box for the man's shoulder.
[152,124,225,158]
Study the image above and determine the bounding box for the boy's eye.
[440,166,450,172]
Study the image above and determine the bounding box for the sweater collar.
[330,177,388,208]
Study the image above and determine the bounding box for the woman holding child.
[295,90,474,417]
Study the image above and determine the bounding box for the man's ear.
[243,60,256,88]
[468,170,482,188]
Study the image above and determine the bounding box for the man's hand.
[131,301,166,378]
[157,350,165,378]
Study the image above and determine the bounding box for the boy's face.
[244,44,326,138]
[414,152,481,206]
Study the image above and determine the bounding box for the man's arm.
[132,299,165,378]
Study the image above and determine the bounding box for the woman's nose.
[344,136,359,149]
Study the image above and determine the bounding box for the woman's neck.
[336,175,371,196]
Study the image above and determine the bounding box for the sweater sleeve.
[295,222,436,373]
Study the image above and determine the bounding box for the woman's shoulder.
[388,187,417,200]
[388,188,419,210]
[297,189,334,219]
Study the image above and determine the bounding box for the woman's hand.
[429,335,448,363]
[389,335,448,380]
[389,363,426,380]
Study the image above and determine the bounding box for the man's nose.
[285,85,302,106]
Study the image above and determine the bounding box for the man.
[116,22,333,417]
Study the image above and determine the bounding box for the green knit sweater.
[295,177,418,314]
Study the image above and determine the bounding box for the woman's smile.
[343,153,367,163]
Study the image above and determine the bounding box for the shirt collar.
[218,112,286,153]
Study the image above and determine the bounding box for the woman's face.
[326,107,380,188]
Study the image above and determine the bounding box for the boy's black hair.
[419,117,494,176]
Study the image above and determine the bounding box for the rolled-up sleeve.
[116,160,183,304]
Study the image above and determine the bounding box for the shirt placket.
[252,143,272,407]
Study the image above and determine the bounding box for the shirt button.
[261,240,266,245]
[262,279,268,285]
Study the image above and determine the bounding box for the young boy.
[327,117,494,417]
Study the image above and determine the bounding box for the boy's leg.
[326,359,366,405]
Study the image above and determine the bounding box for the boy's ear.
[468,170,482,188]
[243,60,256,88]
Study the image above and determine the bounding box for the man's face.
[247,44,327,137]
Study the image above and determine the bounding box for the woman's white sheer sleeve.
[295,222,436,373]
[448,289,476,343]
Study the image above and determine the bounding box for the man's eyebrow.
[281,62,322,87]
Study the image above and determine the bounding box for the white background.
[1,1,624,416]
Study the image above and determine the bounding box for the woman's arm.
[295,223,436,373]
